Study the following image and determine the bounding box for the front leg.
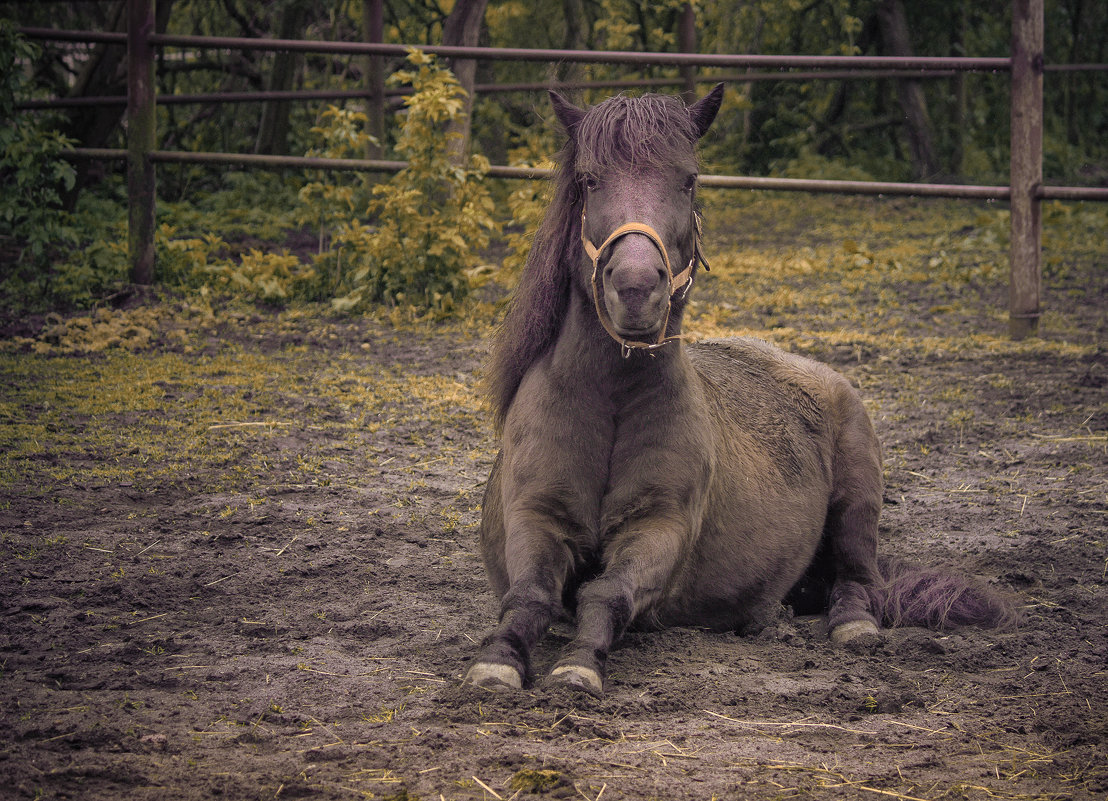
[466,360,613,690]
[550,511,695,695]
[551,376,715,695]
[466,508,577,689]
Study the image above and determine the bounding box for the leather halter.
[580,203,707,357]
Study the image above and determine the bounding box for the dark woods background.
[6,0,1107,198]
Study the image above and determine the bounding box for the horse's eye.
[683,174,698,193]
[583,175,599,193]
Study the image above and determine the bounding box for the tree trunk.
[556,0,588,103]
[362,0,385,159]
[877,0,941,180]
[63,0,173,207]
[255,0,307,155]
[442,0,489,165]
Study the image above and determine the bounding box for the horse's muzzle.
[581,211,695,356]
[603,237,671,335]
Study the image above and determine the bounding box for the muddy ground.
[2,197,1106,800]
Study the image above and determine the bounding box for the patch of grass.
[695,192,1105,347]
[0,313,491,496]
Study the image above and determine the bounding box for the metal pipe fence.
[15,0,1108,337]
[17,71,967,110]
[12,27,1015,70]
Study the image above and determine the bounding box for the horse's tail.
[868,556,1020,630]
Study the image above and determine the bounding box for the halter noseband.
[580,203,708,357]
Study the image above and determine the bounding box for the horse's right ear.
[549,90,585,137]
[689,82,725,139]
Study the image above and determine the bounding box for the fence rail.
[65,147,1108,203]
[15,0,1108,338]
[14,28,1016,70]
[17,72,967,110]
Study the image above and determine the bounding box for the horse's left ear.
[549,90,586,138]
[689,82,725,139]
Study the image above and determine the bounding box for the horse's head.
[551,84,723,354]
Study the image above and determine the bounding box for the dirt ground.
[2,197,1106,800]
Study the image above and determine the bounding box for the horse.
[465,84,1015,695]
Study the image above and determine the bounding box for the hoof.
[549,664,603,696]
[830,619,880,644]
[464,662,522,690]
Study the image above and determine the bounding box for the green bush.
[321,50,499,313]
[3,43,500,316]
[0,22,78,290]
[296,105,379,254]
[202,247,317,303]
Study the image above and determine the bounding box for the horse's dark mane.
[484,93,702,428]
[483,140,579,430]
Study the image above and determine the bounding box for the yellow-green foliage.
[686,193,1106,349]
[155,226,318,303]
[326,50,499,314]
[497,169,553,280]
[203,248,316,302]
[158,228,226,281]
[99,54,500,312]
[25,307,159,354]
[297,105,379,253]
[509,769,564,793]
[0,312,490,495]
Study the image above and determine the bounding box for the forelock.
[574,93,699,176]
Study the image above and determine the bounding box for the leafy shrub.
[50,238,129,306]
[321,50,499,313]
[201,248,317,303]
[4,44,501,315]
[499,169,552,281]
[155,226,227,286]
[154,225,319,304]
[773,145,908,183]
[297,105,379,253]
[0,22,78,280]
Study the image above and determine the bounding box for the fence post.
[127,0,156,285]
[1008,0,1043,339]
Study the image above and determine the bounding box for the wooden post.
[678,2,696,105]
[1009,0,1043,339]
[127,0,156,285]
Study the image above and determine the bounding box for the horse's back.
[689,336,881,488]
[689,337,858,413]
[688,337,858,472]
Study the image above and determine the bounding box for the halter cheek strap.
[580,205,702,357]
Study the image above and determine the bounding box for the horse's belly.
[655,486,831,631]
